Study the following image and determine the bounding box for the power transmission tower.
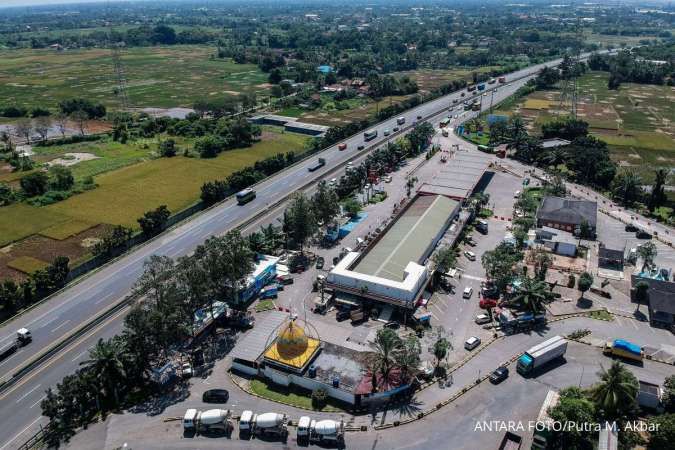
[557,22,583,118]
[109,26,129,109]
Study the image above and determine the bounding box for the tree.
[648,414,675,450]
[591,361,639,422]
[648,168,668,212]
[71,110,88,136]
[394,334,421,384]
[432,335,450,372]
[506,115,528,152]
[432,245,457,275]
[481,242,523,294]
[611,170,643,206]
[260,224,284,253]
[54,112,68,137]
[48,165,74,191]
[407,122,435,154]
[20,171,49,196]
[637,241,657,271]
[512,276,550,314]
[406,176,418,197]
[284,193,317,253]
[342,197,362,219]
[532,248,552,281]
[577,272,593,299]
[80,337,128,407]
[34,116,51,141]
[634,280,650,304]
[369,328,402,391]
[137,205,171,236]
[158,139,177,157]
[15,118,33,144]
[312,181,340,227]
[663,375,675,413]
[547,387,596,450]
[200,180,229,205]
[195,135,226,158]
[0,182,16,206]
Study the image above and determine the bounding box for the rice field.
[0,45,270,111]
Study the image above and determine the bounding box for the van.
[464,336,481,351]
[397,116,406,125]
[463,287,473,299]
[464,251,476,261]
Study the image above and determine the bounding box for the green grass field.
[7,256,49,274]
[0,45,270,110]
[0,130,308,246]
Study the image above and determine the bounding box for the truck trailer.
[603,339,644,363]
[517,335,567,376]
[308,158,326,172]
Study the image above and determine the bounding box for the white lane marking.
[50,320,71,333]
[0,349,22,369]
[95,292,115,305]
[30,394,46,409]
[15,384,41,404]
[0,415,43,450]
[71,348,90,362]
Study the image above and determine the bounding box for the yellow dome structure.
[263,316,321,372]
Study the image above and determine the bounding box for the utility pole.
[108,24,129,109]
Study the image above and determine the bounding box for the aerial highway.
[0,53,591,449]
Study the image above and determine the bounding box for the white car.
[464,336,481,351]
[462,286,473,299]
[514,190,521,198]
[475,314,491,325]
[464,250,476,261]
[181,362,193,378]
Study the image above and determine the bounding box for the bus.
[363,129,378,141]
[439,117,451,128]
[236,188,256,205]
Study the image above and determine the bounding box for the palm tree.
[80,338,128,409]
[369,328,402,391]
[611,170,643,206]
[433,336,450,372]
[511,276,549,314]
[591,362,639,421]
[540,147,568,168]
[648,168,668,212]
[637,241,657,272]
[394,335,421,384]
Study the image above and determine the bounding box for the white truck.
[516,335,567,376]
[240,411,288,439]
[0,328,32,362]
[297,417,345,443]
[183,408,232,433]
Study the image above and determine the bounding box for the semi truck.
[0,328,32,362]
[308,158,326,172]
[517,335,567,376]
[297,417,345,444]
[498,432,522,450]
[603,339,644,363]
[240,411,288,439]
[183,409,233,433]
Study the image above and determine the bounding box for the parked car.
[636,230,652,239]
[489,367,509,384]
[464,336,481,351]
[475,314,491,325]
[513,190,521,198]
[181,362,193,378]
[316,257,325,270]
[336,310,351,322]
[277,274,294,285]
[466,238,477,247]
[384,321,399,329]
[203,389,229,403]
[464,251,476,261]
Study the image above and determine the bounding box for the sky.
[1,0,140,7]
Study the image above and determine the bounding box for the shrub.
[568,274,576,288]
[311,388,327,410]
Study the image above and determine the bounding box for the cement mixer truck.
[183,408,232,433]
[240,411,288,439]
[297,416,345,443]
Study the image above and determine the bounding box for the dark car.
[489,367,509,384]
[336,310,351,322]
[202,389,229,403]
[416,114,422,120]
[357,144,365,150]
[316,257,325,270]
[277,274,294,285]
[393,126,400,132]
[625,224,638,232]
[383,321,399,329]
[636,230,652,239]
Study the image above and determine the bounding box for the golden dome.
[275,319,309,359]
